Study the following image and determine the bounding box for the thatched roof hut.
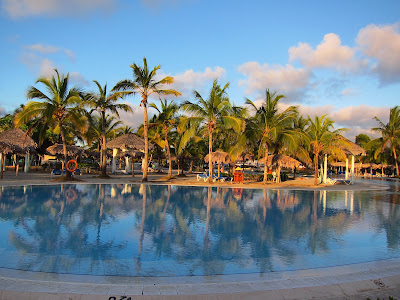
[118,150,144,158]
[204,151,231,164]
[107,133,152,151]
[260,154,302,169]
[339,137,367,156]
[0,128,37,153]
[0,142,20,154]
[237,153,255,162]
[46,144,85,157]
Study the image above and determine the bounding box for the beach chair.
[326,178,337,185]
[196,173,218,182]
[51,169,62,176]
[73,168,81,176]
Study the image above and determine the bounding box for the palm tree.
[85,80,132,177]
[149,99,179,178]
[245,89,298,183]
[85,114,122,152]
[116,125,134,136]
[112,57,181,181]
[15,69,85,178]
[305,115,347,185]
[372,106,400,176]
[181,79,242,183]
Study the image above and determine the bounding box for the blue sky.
[1,0,400,140]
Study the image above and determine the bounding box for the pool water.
[0,183,399,277]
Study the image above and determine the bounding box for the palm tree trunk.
[393,146,399,176]
[142,97,149,182]
[314,152,319,185]
[60,125,70,178]
[263,146,268,183]
[101,111,107,177]
[208,128,213,183]
[164,127,172,178]
[277,164,281,183]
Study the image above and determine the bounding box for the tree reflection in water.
[0,183,399,276]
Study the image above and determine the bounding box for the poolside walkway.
[0,170,398,299]
[0,169,390,191]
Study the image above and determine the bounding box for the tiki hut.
[46,144,85,157]
[117,150,144,176]
[237,153,255,163]
[263,154,302,169]
[0,128,37,174]
[0,128,36,151]
[204,151,231,177]
[107,133,152,174]
[340,138,367,157]
[260,154,302,182]
[0,142,20,179]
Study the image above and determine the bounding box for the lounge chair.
[73,168,81,176]
[196,173,218,182]
[326,178,337,185]
[51,169,63,176]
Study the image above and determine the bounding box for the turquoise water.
[0,183,399,277]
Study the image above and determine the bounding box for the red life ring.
[65,188,77,203]
[66,160,78,172]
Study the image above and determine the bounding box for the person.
[272,170,277,182]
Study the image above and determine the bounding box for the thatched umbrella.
[237,153,255,162]
[118,150,144,176]
[46,144,85,171]
[107,133,151,150]
[260,154,301,182]
[204,151,231,177]
[0,142,20,179]
[0,128,37,174]
[340,138,367,156]
[0,128,36,150]
[46,144,85,157]
[107,133,152,174]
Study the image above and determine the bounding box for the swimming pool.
[0,183,399,277]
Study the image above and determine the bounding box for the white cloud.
[356,23,400,85]
[69,72,90,86]
[26,43,76,63]
[286,103,388,140]
[171,66,226,98]
[64,49,76,63]
[116,103,152,131]
[2,0,116,18]
[340,88,358,97]
[27,44,59,53]
[38,58,57,77]
[237,62,311,101]
[289,33,366,72]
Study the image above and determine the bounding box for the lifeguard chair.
[234,167,244,183]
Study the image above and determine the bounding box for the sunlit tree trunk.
[101,111,107,176]
[314,152,319,185]
[208,126,213,183]
[393,146,399,176]
[142,96,148,182]
[263,146,269,183]
[60,124,71,178]
[164,126,172,178]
